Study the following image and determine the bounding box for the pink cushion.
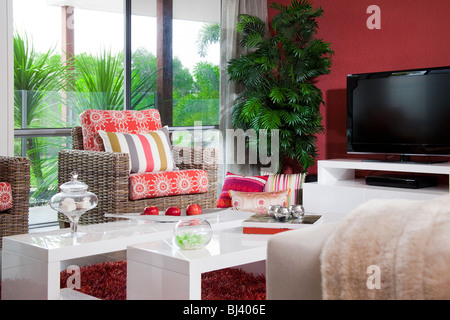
[129,169,208,200]
[229,189,290,214]
[0,182,12,212]
[216,172,268,208]
[80,109,162,151]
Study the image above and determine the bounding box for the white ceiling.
[47,0,221,23]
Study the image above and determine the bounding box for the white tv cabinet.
[303,159,450,215]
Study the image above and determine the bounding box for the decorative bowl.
[173,218,213,250]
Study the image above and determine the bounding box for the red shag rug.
[58,260,266,300]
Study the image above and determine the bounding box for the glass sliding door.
[13,0,124,207]
[171,0,221,149]
[172,0,221,127]
[131,0,157,111]
[12,0,222,219]
[67,0,125,113]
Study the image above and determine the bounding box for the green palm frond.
[13,31,67,200]
[196,23,220,58]
[66,49,158,112]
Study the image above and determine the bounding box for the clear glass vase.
[50,172,98,238]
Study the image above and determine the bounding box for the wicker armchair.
[57,127,219,226]
[0,156,31,249]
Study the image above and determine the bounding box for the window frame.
[12,0,220,154]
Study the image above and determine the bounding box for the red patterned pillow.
[216,172,268,208]
[129,169,208,200]
[0,182,12,212]
[80,109,162,151]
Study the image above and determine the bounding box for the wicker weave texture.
[0,156,31,249]
[58,127,219,225]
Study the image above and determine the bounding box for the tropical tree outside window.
[13,0,126,207]
[173,19,220,127]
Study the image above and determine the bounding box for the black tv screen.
[347,66,450,157]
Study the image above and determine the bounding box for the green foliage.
[196,23,220,58]
[14,32,65,128]
[227,0,333,171]
[14,31,67,202]
[66,49,158,112]
[173,61,220,126]
[14,24,221,204]
[173,57,195,99]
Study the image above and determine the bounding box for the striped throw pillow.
[263,173,306,206]
[98,126,176,174]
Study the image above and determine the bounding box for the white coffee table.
[127,227,271,300]
[2,209,253,300]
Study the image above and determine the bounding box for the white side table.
[127,227,270,300]
[2,209,253,300]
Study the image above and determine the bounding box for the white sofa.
[266,195,450,300]
[266,222,340,300]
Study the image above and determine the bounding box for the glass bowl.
[172,219,213,250]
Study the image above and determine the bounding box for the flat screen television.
[347,66,450,160]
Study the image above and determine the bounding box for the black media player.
[365,174,438,189]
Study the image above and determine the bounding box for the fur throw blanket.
[320,194,450,300]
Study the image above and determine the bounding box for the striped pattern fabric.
[263,173,306,206]
[99,126,176,174]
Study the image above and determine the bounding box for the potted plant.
[227,0,333,172]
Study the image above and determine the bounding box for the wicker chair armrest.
[0,156,31,215]
[58,149,131,203]
[72,126,84,150]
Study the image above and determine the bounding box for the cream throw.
[320,195,450,300]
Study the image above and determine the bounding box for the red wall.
[269,0,450,174]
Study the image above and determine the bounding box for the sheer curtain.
[218,0,268,189]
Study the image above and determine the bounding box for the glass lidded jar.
[172,219,213,250]
[50,171,98,238]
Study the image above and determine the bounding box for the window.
[131,0,157,111]
[172,0,220,127]
[12,0,221,213]
[13,0,126,207]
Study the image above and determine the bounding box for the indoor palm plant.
[227,0,333,172]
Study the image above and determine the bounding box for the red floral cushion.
[80,109,162,151]
[0,182,12,212]
[129,169,208,200]
[216,172,268,208]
